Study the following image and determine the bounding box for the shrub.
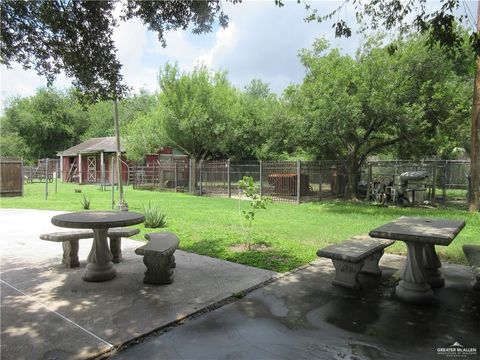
[238,176,271,250]
[80,194,91,210]
[143,201,167,228]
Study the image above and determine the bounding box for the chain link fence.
[128,159,470,205]
[20,157,470,205]
[360,160,471,205]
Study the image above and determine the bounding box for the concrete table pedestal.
[396,241,434,303]
[84,228,116,282]
[369,217,465,304]
[51,211,144,282]
[423,244,445,288]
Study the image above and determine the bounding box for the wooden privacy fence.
[0,157,23,197]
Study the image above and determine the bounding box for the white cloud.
[0,0,364,110]
[196,23,239,68]
[0,63,72,110]
[113,14,158,93]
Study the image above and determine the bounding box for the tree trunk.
[345,158,359,201]
[469,2,480,212]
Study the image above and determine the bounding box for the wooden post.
[227,159,231,198]
[111,157,115,209]
[113,99,124,208]
[296,160,301,204]
[78,153,82,184]
[59,154,63,182]
[100,151,105,191]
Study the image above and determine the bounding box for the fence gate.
[0,157,23,197]
[87,156,96,182]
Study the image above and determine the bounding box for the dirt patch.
[229,243,271,252]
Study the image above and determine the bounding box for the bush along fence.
[128,159,471,205]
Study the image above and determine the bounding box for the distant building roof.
[59,137,125,156]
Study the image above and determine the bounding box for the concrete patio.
[1,209,479,360]
[0,209,276,359]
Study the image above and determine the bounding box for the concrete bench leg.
[471,269,480,291]
[62,240,80,268]
[141,250,175,285]
[109,236,122,264]
[331,259,364,289]
[361,250,383,276]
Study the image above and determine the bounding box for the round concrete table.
[52,211,144,282]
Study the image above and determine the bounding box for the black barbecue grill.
[396,171,429,205]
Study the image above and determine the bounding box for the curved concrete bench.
[40,227,140,267]
[135,232,179,285]
[463,245,480,291]
[317,235,395,289]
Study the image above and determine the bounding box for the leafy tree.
[303,0,480,210]
[0,131,28,160]
[222,80,284,160]
[123,109,167,162]
[290,35,472,199]
[81,101,116,140]
[1,0,232,102]
[157,63,239,160]
[1,88,89,161]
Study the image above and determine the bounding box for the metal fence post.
[189,158,193,193]
[101,161,106,191]
[227,159,231,198]
[431,165,437,204]
[366,163,373,201]
[259,160,263,196]
[45,158,49,200]
[55,161,58,194]
[443,162,447,206]
[319,171,323,200]
[199,160,203,196]
[296,160,301,204]
[174,160,178,192]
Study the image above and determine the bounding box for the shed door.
[87,156,96,182]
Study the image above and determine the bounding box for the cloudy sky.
[0,0,476,110]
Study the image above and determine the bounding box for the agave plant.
[80,194,91,210]
[142,201,167,228]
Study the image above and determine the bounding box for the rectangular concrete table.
[369,217,465,303]
[51,211,144,282]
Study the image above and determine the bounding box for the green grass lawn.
[1,182,479,272]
